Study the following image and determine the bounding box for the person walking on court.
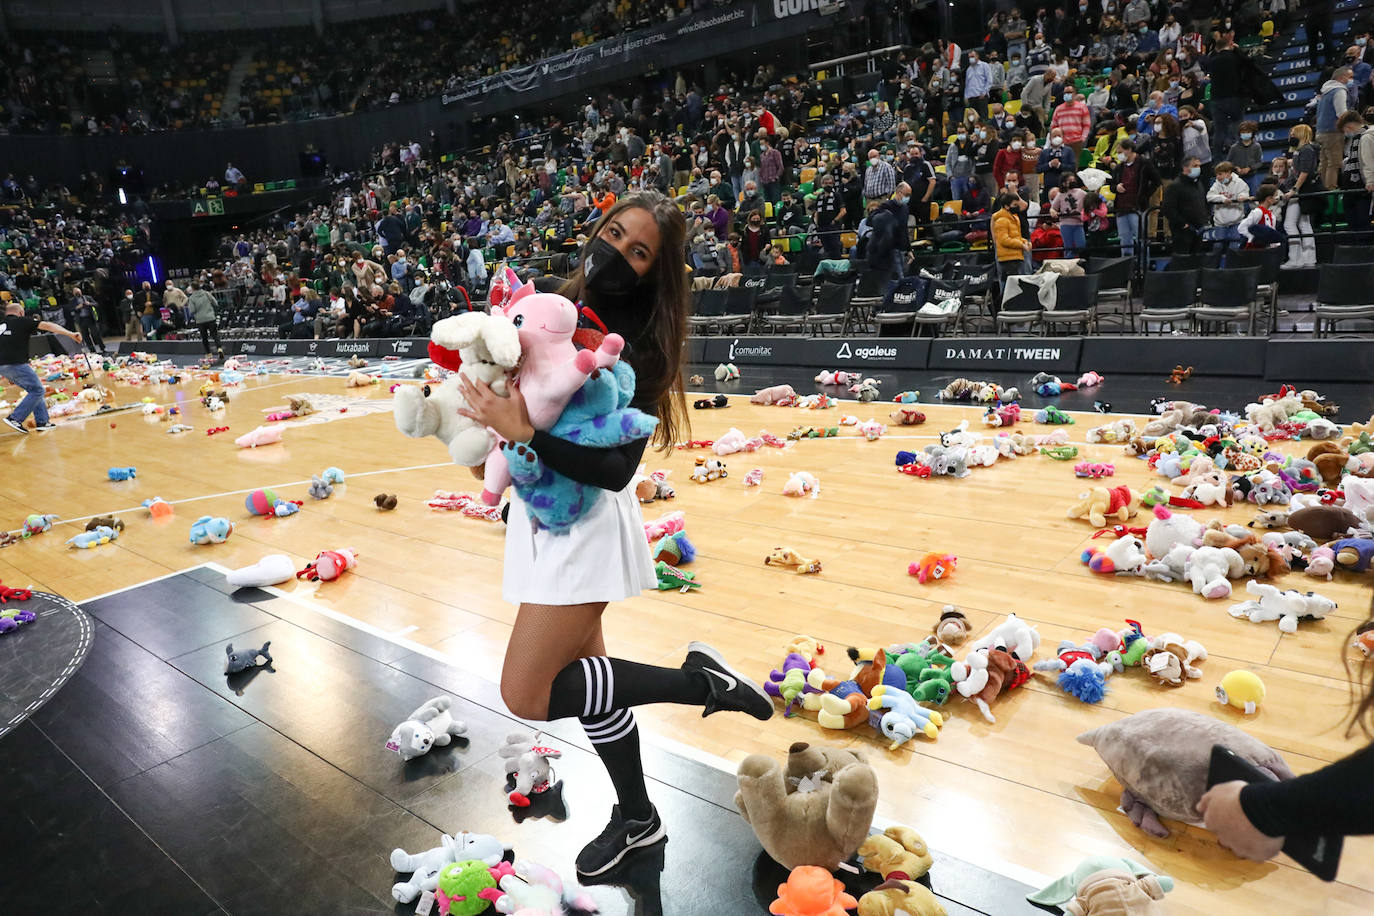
[1,298,82,434]
[70,285,105,355]
[186,282,222,358]
[456,192,771,881]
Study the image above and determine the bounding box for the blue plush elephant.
[504,361,658,534]
[68,525,119,549]
[189,515,234,545]
[866,685,943,749]
[107,467,137,481]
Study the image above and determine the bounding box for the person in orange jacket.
[992,192,1031,313]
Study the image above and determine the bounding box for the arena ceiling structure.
[0,0,451,35]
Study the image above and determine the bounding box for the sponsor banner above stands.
[118,338,421,359]
[440,0,836,114]
[928,338,1081,373]
[699,336,929,369]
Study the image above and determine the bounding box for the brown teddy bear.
[86,515,125,533]
[1307,441,1350,487]
[734,741,878,871]
[857,825,934,881]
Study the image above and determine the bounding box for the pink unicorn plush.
[478,280,624,505]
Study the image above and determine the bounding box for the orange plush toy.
[770,866,858,916]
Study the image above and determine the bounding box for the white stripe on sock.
[580,657,595,718]
[583,709,637,745]
[599,656,615,715]
[591,656,606,716]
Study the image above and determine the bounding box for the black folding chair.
[1193,267,1260,335]
[1139,268,1199,334]
[1086,255,1134,330]
[1040,274,1101,334]
[807,281,852,335]
[1314,263,1374,337]
[763,282,811,334]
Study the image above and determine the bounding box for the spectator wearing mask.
[1006,52,1029,96]
[1050,92,1093,158]
[120,287,143,342]
[706,195,731,238]
[466,241,488,289]
[1205,161,1252,248]
[1136,91,1178,133]
[315,288,347,339]
[1050,173,1088,257]
[971,123,1002,199]
[186,282,222,357]
[1026,32,1052,79]
[1180,107,1213,180]
[722,128,750,198]
[1315,68,1354,190]
[993,132,1025,190]
[737,181,765,224]
[1159,15,1181,50]
[992,191,1031,302]
[1338,109,1374,241]
[813,173,847,258]
[964,50,994,120]
[1112,139,1161,260]
[1037,130,1077,194]
[1162,157,1211,253]
[759,137,784,204]
[1228,121,1266,194]
[741,211,771,267]
[945,124,977,202]
[740,157,761,196]
[863,148,897,202]
[708,171,735,213]
[70,286,105,354]
[1205,30,1246,156]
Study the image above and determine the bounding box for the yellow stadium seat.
[944,200,963,216]
[764,202,774,217]
[799,167,816,185]
[840,231,858,250]
[1005,99,1022,115]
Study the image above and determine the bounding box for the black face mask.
[582,236,643,296]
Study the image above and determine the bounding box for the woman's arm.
[529,432,648,491]
[1240,743,1374,838]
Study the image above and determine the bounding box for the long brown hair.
[559,192,689,450]
[1348,598,1374,739]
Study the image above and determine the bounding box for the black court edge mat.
[0,570,1042,916]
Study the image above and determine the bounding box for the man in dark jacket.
[377,204,409,253]
[1162,157,1211,253]
[1112,138,1162,260]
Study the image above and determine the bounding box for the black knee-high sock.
[581,708,652,822]
[547,656,708,721]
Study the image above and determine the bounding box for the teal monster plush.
[434,859,498,916]
[503,361,659,534]
[1027,855,1173,913]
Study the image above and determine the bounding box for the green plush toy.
[434,860,496,916]
[888,644,956,705]
[1348,431,1374,455]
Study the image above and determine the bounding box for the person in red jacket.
[1030,214,1063,262]
[993,134,1025,189]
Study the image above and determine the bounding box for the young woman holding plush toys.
[1199,598,1374,857]
[457,192,773,878]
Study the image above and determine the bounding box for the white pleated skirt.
[502,481,658,605]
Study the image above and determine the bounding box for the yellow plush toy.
[857,825,934,882]
[1067,485,1139,527]
[858,878,947,916]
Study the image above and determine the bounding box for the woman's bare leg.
[500,601,606,720]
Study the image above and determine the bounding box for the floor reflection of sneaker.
[3,417,28,434]
[683,641,774,721]
[32,423,57,432]
[575,805,666,878]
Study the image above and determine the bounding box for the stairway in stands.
[219,47,257,125]
[1252,0,1374,163]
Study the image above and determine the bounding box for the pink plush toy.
[644,511,684,543]
[751,384,798,405]
[1077,370,1106,387]
[478,282,624,506]
[296,547,358,582]
[1033,429,1070,447]
[857,419,886,441]
[1075,462,1116,478]
[744,468,764,487]
[814,370,857,386]
[235,425,285,448]
[714,428,764,456]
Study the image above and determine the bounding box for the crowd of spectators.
[8,0,1374,348]
[0,1,724,135]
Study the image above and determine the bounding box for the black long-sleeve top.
[1241,743,1374,838]
[526,276,658,492]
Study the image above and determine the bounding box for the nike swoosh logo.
[704,667,737,692]
[626,824,656,845]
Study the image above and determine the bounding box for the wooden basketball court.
[2,363,1370,915]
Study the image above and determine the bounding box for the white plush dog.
[393,312,521,467]
[389,831,508,903]
[967,613,1041,662]
[388,696,467,761]
[1229,580,1338,634]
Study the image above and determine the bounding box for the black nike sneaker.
[682,641,774,721]
[575,804,666,878]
